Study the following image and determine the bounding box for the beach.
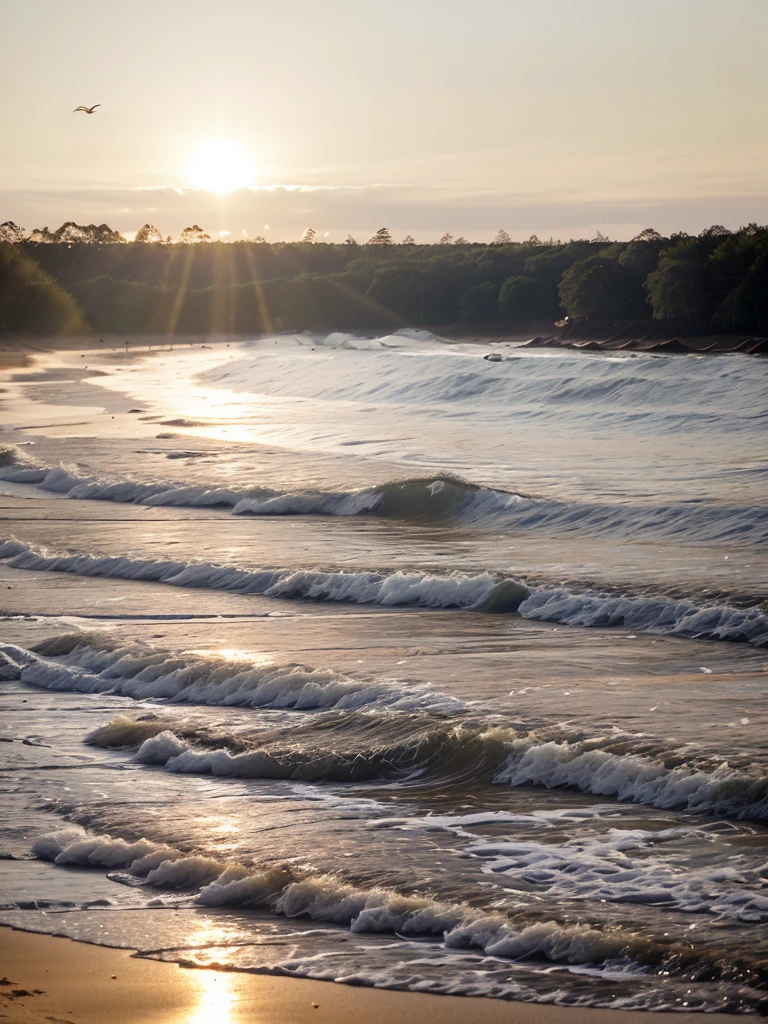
[0,332,766,1018]
[1,927,716,1024]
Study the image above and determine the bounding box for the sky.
[2,0,767,242]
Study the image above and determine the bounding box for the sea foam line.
[1,454,767,545]
[4,634,768,820]
[94,721,768,821]
[0,638,465,714]
[28,828,657,966]
[0,538,766,646]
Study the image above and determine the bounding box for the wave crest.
[1,539,765,645]
[2,448,766,545]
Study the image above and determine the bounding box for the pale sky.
[2,0,767,242]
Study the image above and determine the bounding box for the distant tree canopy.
[179,225,211,244]
[367,228,393,245]
[135,224,166,244]
[0,222,26,244]
[25,222,125,245]
[2,221,767,334]
[0,243,86,334]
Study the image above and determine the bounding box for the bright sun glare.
[187,139,256,193]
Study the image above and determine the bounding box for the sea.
[0,331,766,1014]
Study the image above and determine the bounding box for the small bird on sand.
[72,104,101,114]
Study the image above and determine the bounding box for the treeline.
[1,221,767,335]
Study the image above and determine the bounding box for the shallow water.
[0,333,766,1014]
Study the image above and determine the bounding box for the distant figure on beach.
[72,104,101,114]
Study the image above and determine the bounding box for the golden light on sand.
[186,970,236,1024]
[187,139,256,193]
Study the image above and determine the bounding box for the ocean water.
[0,333,766,1014]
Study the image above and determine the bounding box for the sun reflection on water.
[188,648,275,666]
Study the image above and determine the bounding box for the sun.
[187,139,256,193]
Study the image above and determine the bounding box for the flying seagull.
[72,104,101,114]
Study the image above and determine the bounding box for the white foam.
[52,837,158,869]
[31,826,757,974]
[519,588,768,646]
[196,865,294,907]
[4,639,464,715]
[495,737,768,820]
[135,730,189,763]
[145,855,224,888]
[463,828,768,921]
[2,449,765,547]
[3,538,766,646]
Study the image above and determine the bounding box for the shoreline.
[0,324,765,358]
[0,926,714,1024]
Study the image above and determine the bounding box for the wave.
[496,736,768,822]
[29,823,768,994]
[24,828,665,967]
[1,539,766,646]
[0,538,531,611]
[518,587,768,645]
[461,827,768,922]
[0,637,465,714]
[93,718,768,820]
[126,727,768,820]
[206,334,768,418]
[21,826,768,1012]
[5,634,768,819]
[1,450,767,545]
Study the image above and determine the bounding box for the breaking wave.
[1,451,766,545]
[3,636,768,819]
[23,828,671,967]
[95,718,768,820]
[0,637,464,714]
[28,821,768,999]
[1,538,766,646]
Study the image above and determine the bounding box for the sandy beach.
[0,927,713,1024]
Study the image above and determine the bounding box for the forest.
[1,221,767,336]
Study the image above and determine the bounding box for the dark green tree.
[645,241,708,322]
[498,275,539,318]
[367,228,393,245]
[460,282,498,321]
[558,249,625,318]
[0,243,86,334]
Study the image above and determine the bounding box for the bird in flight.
[72,104,101,114]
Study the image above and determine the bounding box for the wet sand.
[0,927,711,1024]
